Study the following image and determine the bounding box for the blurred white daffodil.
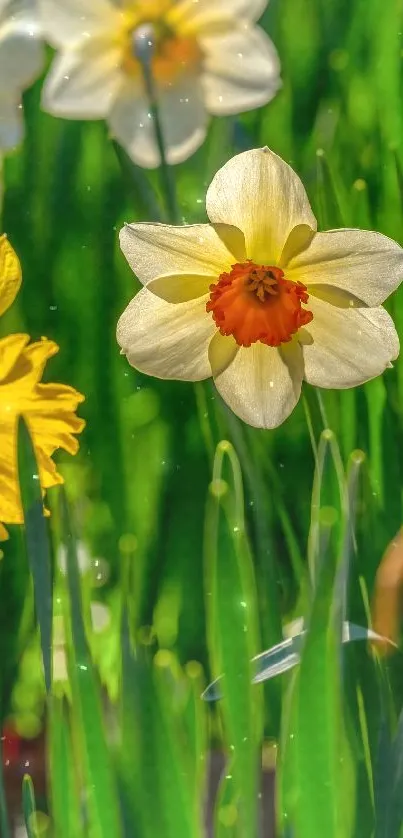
[117,147,403,429]
[0,0,44,150]
[39,0,280,168]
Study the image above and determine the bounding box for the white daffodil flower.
[117,147,403,429]
[39,0,280,169]
[0,0,44,150]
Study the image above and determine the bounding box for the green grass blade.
[205,440,262,838]
[152,651,204,838]
[119,617,160,838]
[59,488,123,838]
[0,746,11,838]
[183,661,208,821]
[17,417,52,692]
[280,431,356,838]
[48,696,84,838]
[22,774,39,838]
[315,148,347,227]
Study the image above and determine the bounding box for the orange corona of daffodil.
[0,235,85,539]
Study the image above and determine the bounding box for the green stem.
[0,746,11,838]
[136,30,180,224]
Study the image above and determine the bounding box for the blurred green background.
[2,0,403,835]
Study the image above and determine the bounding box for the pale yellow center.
[120,0,202,86]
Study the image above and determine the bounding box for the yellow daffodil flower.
[39,0,280,168]
[117,147,403,429]
[0,0,44,150]
[0,236,84,539]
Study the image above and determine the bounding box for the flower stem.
[134,25,180,224]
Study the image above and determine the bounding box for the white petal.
[0,94,23,150]
[206,147,317,265]
[286,228,403,306]
[302,296,399,388]
[201,25,281,115]
[0,21,44,90]
[120,222,245,285]
[213,341,303,428]
[168,0,268,34]
[41,40,122,118]
[38,0,120,46]
[109,74,208,168]
[117,288,216,381]
[0,0,42,30]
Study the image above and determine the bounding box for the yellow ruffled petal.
[0,334,85,529]
[0,236,22,317]
[0,523,9,542]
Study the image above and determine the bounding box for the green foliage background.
[1,0,403,835]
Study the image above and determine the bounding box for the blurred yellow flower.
[0,0,44,150]
[117,146,403,429]
[40,0,280,168]
[0,233,21,315]
[0,236,85,539]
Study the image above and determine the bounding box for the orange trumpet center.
[206,261,313,348]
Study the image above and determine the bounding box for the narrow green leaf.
[183,660,208,819]
[204,440,262,838]
[22,775,39,838]
[153,651,204,838]
[364,378,387,507]
[280,430,356,838]
[59,488,123,838]
[315,148,347,227]
[119,614,164,838]
[112,140,164,222]
[48,696,84,838]
[17,417,52,692]
[0,744,11,838]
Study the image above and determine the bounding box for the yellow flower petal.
[0,523,9,541]
[0,236,22,316]
[0,334,85,529]
[206,147,317,264]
